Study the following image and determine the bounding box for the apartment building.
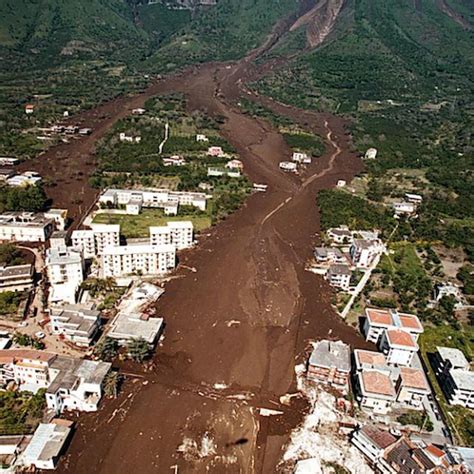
[0,212,55,242]
[149,221,194,250]
[363,308,423,345]
[71,224,120,258]
[0,264,34,293]
[395,367,430,408]
[355,368,396,414]
[327,226,353,245]
[350,238,384,268]
[380,329,419,367]
[313,247,346,265]
[307,340,351,394]
[46,246,84,304]
[101,243,176,278]
[325,264,352,291]
[434,347,474,409]
[49,303,100,347]
[351,424,397,466]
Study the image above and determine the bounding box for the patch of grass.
[93,209,212,239]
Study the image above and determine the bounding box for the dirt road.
[19,7,376,474]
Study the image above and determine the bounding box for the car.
[35,331,45,339]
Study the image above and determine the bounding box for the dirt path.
[23,6,376,474]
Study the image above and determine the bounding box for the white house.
[405,193,423,204]
[119,132,141,144]
[196,134,209,142]
[49,303,100,347]
[21,421,72,470]
[149,221,193,250]
[207,146,225,157]
[0,212,55,243]
[393,202,416,218]
[350,238,384,268]
[325,264,352,291]
[364,148,377,160]
[292,152,311,164]
[46,246,84,304]
[313,247,346,265]
[434,282,463,303]
[327,226,353,245]
[163,155,186,167]
[101,243,176,278]
[279,161,297,172]
[0,264,34,293]
[226,159,243,170]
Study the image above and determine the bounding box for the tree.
[127,338,151,362]
[94,337,119,362]
[0,244,25,266]
[103,371,120,398]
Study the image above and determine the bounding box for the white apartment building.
[356,368,396,414]
[393,202,416,217]
[98,188,208,213]
[313,247,347,265]
[49,303,100,347]
[395,367,430,408]
[363,308,423,345]
[149,221,194,250]
[279,161,297,172]
[45,357,111,413]
[434,347,474,409]
[292,152,311,164]
[350,238,384,268]
[71,224,120,258]
[46,246,84,304]
[325,264,352,291]
[0,212,55,242]
[327,226,353,245]
[0,264,34,293]
[43,209,68,231]
[351,425,397,466]
[101,243,176,278]
[380,328,419,367]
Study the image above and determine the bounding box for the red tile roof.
[400,367,429,391]
[425,444,446,459]
[355,349,387,367]
[366,308,392,326]
[0,349,56,365]
[386,329,417,349]
[360,370,396,397]
[398,313,423,332]
[360,425,397,449]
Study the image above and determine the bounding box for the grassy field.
[93,209,212,239]
[419,324,474,447]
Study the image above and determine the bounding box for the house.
[325,264,352,291]
[0,264,34,293]
[380,328,419,367]
[43,209,68,231]
[434,282,463,303]
[313,247,346,265]
[0,212,55,242]
[132,108,146,115]
[20,421,72,470]
[79,128,92,135]
[405,193,423,204]
[393,202,416,218]
[337,180,346,187]
[0,434,27,469]
[396,367,430,408]
[226,159,243,170]
[119,132,141,144]
[364,148,377,160]
[6,172,42,187]
[253,183,268,192]
[149,221,193,250]
[307,339,351,393]
[351,424,397,466]
[199,182,213,191]
[292,152,311,164]
[363,308,423,346]
[50,231,68,249]
[45,357,111,413]
[107,283,165,345]
[207,167,241,178]
[49,303,101,347]
[327,226,353,245]
[196,134,209,142]
[0,157,18,166]
[24,105,34,115]
[355,368,396,414]
[0,350,56,392]
[433,346,474,409]
[279,161,297,172]
[163,155,186,167]
[207,146,225,157]
[101,243,176,278]
[353,349,388,372]
[126,196,143,215]
[350,238,384,268]
[45,245,84,304]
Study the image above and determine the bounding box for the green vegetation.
[103,371,121,398]
[127,337,151,362]
[0,244,26,266]
[94,337,119,362]
[0,185,47,213]
[397,410,433,432]
[80,277,125,311]
[12,333,45,350]
[420,324,474,446]
[0,292,24,317]
[282,132,324,157]
[0,390,46,435]
[93,209,212,238]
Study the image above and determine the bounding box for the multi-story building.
[327,226,353,245]
[49,303,100,347]
[355,368,396,414]
[0,212,55,242]
[307,340,351,394]
[351,425,397,467]
[49,231,68,249]
[434,346,474,409]
[395,367,430,408]
[45,246,84,304]
[45,357,111,413]
[71,224,120,258]
[313,247,346,265]
[0,264,34,293]
[350,238,384,268]
[101,243,176,278]
[149,221,194,250]
[363,308,423,345]
[380,329,419,367]
[325,264,352,291]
